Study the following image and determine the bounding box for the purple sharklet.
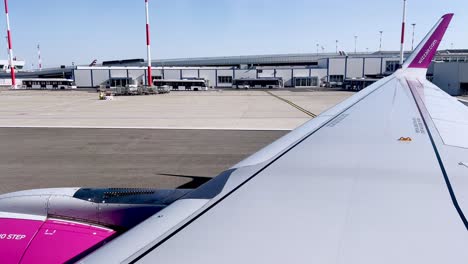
[408,13,454,69]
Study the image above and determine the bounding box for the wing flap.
[433,120,468,149]
[408,79,468,149]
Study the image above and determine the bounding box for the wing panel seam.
[407,78,468,230]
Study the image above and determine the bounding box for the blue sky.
[4,0,467,68]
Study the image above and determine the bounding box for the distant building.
[0,50,467,95]
[432,62,468,96]
[0,59,25,72]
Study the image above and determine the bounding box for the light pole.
[4,0,15,86]
[354,35,358,54]
[399,0,407,66]
[379,31,383,53]
[411,23,416,50]
[144,0,152,87]
[316,43,319,56]
[336,40,339,54]
[37,44,42,71]
[4,36,8,62]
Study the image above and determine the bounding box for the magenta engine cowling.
[0,187,192,263]
[0,217,115,264]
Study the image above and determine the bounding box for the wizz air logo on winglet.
[418,40,438,64]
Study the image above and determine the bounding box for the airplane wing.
[1,14,467,264]
[78,13,468,263]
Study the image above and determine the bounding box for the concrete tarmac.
[0,128,287,194]
[0,90,351,130]
[0,89,350,194]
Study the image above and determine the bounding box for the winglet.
[403,13,454,70]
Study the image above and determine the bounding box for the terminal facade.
[3,50,468,95]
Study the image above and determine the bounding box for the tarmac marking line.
[265,91,317,118]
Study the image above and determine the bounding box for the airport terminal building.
[3,50,468,95]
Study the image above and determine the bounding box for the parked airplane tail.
[403,13,454,70]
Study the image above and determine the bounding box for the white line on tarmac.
[0,125,292,131]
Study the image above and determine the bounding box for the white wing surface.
[81,13,468,264]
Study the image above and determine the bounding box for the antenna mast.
[4,0,15,86]
[399,0,407,66]
[145,0,152,87]
[37,44,42,71]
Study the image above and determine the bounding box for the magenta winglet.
[408,13,454,69]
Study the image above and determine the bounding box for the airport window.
[218,76,233,84]
[461,83,468,96]
[329,75,344,83]
[385,61,400,72]
[311,77,318,86]
[295,77,318,87]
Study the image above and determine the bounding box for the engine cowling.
[0,187,192,263]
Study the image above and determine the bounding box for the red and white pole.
[145,0,152,87]
[399,0,407,66]
[37,44,42,71]
[4,0,15,86]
